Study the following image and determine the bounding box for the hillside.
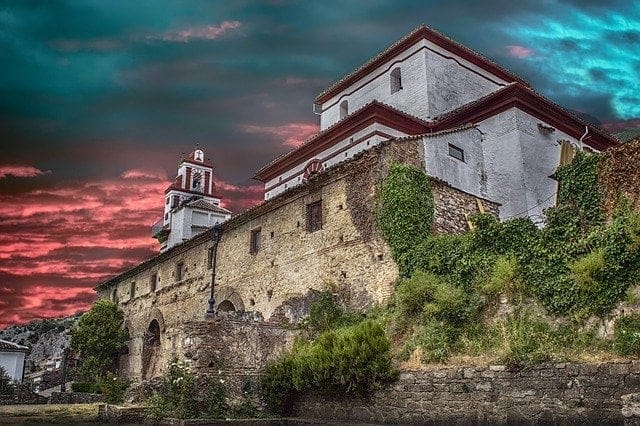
[0,314,82,372]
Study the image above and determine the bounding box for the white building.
[254,25,618,222]
[0,339,28,383]
[152,147,232,251]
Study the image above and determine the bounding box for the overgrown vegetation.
[260,153,640,413]
[145,358,261,420]
[376,157,640,367]
[262,294,396,414]
[70,300,128,395]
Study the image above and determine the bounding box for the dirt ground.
[0,403,100,424]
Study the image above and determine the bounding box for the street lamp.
[205,225,223,319]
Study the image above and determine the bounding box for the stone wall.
[599,138,640,215]
[295,362,640,424]
[96,137,499,382]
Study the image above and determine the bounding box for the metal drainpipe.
[205,225,223,319]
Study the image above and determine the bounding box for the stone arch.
[142,309,165,379]
[215,287,245,313]
[217,300,236,312]
[302,160,324,182]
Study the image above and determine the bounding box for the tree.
[70,299,127,379]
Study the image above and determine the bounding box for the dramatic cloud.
[0,165,50,179]
[505,45,533,58]
[240,123,319,148]
[0,1,637,327]
[154,21,242,43]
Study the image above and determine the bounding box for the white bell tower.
[152,145,232,251]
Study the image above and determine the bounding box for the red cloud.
[240,122,319,148]
[0,165,51,179]
[506,45,534,59]
[0,166,264,328]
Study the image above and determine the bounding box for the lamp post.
[205,225,223,319]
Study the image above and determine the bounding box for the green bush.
[483,256,523,298]
[145,359,198,420]
[614,313,640,357]
[99,373,130,404]
[569,249,606,291]
[415,320,455,363]
[261,319,396,415]
[497,309,551,368]
[0,366,15,396]
[71,381,101,393]
[302,291,363,336]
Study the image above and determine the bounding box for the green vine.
[375,163,434,261]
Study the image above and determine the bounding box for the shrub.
[570,249,606,291]
[302,291,363,336]
[614,313,640,357]
[483,256,523,298]
[497,309,551,368]
[261,319,396,415]
[145,359,198,420]
[202,376,230,419]
[415,320,455,363]
[71,381,101,393]
[99,373,130,404]
[0,366,15,396]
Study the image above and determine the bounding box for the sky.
[1,0,639,328]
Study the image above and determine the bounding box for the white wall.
[0,352,25,383]
[319,38,509,129]
[265,123,408,200]
[422,127,486,197]
[478,108,582,222]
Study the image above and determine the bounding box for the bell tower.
[152,145,232,251]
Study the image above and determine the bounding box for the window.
[339,100,348,119]
[250,228,261,254]
[112,288,117,303]
[171,195,179,208]
[448,143,465,162]
[150,273,157,292]
[176,262,185,281]
[306,200,322,232]
[130,281,136,299]
[166,197,169,205]
[390,67,402,93]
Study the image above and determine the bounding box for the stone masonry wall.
[295,362,640,424]
[96,137,500,382]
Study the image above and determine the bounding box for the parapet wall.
[295,361,640,424]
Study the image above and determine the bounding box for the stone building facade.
[96,137,499,381]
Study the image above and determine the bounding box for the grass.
[0,403,100,424]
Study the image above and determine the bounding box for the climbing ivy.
[555,151,603,228]
[375,163,434,261]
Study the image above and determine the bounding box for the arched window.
[339,100,348,119]
[390,67,402,93]
[147,320,161,347]
[218,300,236,312]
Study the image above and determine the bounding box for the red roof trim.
[433,83,618,151]
[254,101,429,182]
[315,25,528,105]
[181,158,213,168]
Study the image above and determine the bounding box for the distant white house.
[0,339,29,383]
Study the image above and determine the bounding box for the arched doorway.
[217,300,236,313]
[142,317,163,379]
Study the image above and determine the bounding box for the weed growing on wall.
[261,295,396,415]
[374,152,640,365]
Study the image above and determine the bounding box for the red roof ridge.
[315,24,529,105]
[253,100,428,180]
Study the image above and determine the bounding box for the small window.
[171,195,179,208]
[166,197,169,205]
[207,247,214,269]
[306,200,322,233]
[112,288,117,303]
[176,262,185,281]
[130,281,136,299]
[448,144,465,162]
[250,228,261,254]
[164,213,168,221]
[339,100,348,119]
[150,273,157,292]
[390,67,402,93]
